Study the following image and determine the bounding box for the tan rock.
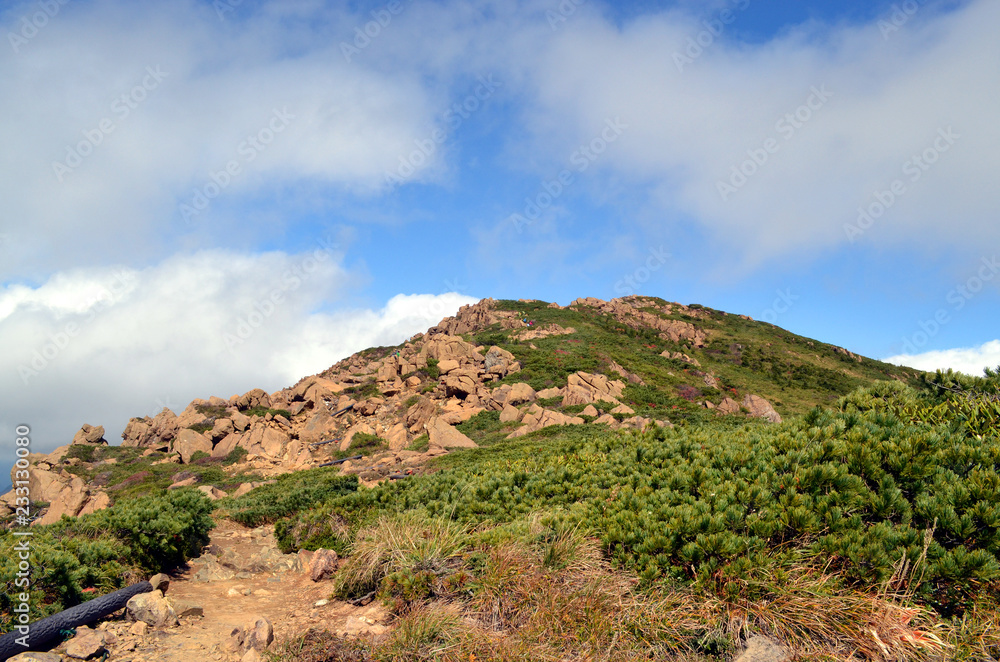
[72,424,107,445]
[309,549,339,581]
[232,615,274,653]
[437,359,460,374]
[733,635,792,662]
[717,397,741,415]
[536,387,563,399]
[209,417,235,442]
[506,382,536,405]
[231,410,251,431]
[77,491,111,517]
[427,417,478,449]
[581,405,599,417]
[121,407,178,449]
[385,423,409,451]
[443,369,479,399]
[173,429,213,464]
[197,485,228,500]
[127,589,178,628]
[236,388,271,411]
[65,626,107,660]
[405,397,436,433]
[211,432,242,459]
[149,573,170,594]
[610,404,634,415]
[742,394,782,423]
[594,413,618,426]
[499,402,522,423]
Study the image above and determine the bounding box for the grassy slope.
[471,298,919,421]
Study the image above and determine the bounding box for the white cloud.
[884,339,1000,378]
[515,0,1000,266]
[0,248,477,462]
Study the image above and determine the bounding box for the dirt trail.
[87,519,386,662]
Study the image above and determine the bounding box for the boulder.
[581,404,599,417]
[437,359,460,374]
[209,417,235,442]
[499,402,522,423]
[173,429,213,464]
[149,573,170,594]
[126,589,178,628]
[299,410,338,445]
[405,397,437,433]
[309,549,339,581]
[443,369,479,399]
[733,636,792,662]
[427,418,478,449]
[231,615,274,653]
[121,407,178,449]
[507,408,584,439]
[64,625,108,660]
[742,394,782,423]
[236,388,271,412]
[239,426,289,457]
[385,423,409,451]
[72,424,107,445]
[77,491,111,517]
[8,653,65,662]
[717,397,741,415]
[506,382,536,405]
[197,485,228,500]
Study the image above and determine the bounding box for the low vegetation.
[0,488,213,631]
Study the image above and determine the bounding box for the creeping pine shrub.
[0,488,213,633]
[286,382,1000,616]
[219,468,359,528]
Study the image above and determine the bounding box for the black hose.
[318,454,363,467]
[0,581,153,661]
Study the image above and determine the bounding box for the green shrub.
[0,488,214,632]
[219,468,359,528]
[426,358,440,380]
[65,444,97,463]
[222,446,248,465]
[243,406,292,419]
[187,421,214,434]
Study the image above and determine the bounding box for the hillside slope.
[3,295,920,525]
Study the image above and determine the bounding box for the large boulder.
[173,429,213,464]
[72,424,107,445]
[121,407,179,449]
[507,407,584,439]
[231,615,274,654]
[236,388,271,412]
[238,426,289,457]
[126,589,178,628]
[742,394,782,423]
[405,397,437,433]
[427,417,477,449]
[443,369,479,399]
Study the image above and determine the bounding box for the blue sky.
[1,0,998,465]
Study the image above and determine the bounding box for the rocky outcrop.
[121,408,179,449]
[572,296,708,347]
[72,424,107,445]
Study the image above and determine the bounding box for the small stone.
[309,549,339,582]
[314,599,329,607]
[129,621,149,636]
[149,573,170,594]
[7,653,65,662]
[64,627,108,659]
